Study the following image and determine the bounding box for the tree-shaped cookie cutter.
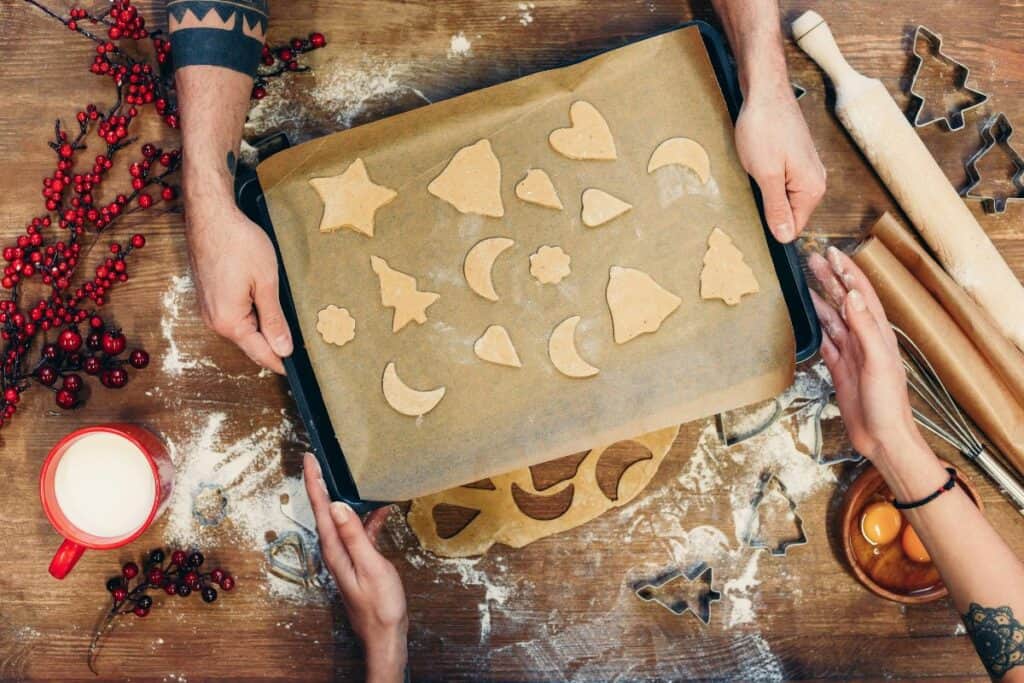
[634,561,722,625]
[963,113,1024,213]
[740,470,807,556]
[907,25,988,131]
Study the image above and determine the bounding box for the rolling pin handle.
[791,11,861,88]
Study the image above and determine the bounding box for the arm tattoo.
[963,602,1024,678]
[168,0,268,76]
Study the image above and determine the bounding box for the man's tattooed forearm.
[963,602,1024,678]
[168,0,268,76]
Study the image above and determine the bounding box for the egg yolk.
[860,501,902,546]
[902,524,931,563]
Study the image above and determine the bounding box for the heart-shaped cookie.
[548,101,617,160]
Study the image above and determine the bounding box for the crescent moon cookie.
[370,255,440,332]
[647,137,712,184]
[548,315,600,378]
[581,188,632,228]
[464,237,515,301]
[549,101,617,160]
[308,158,397,237]
[381,361,446,417]
[428,139,504,217]
[606,266,681,344]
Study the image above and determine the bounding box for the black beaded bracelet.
[893,467,957,510]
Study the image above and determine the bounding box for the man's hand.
[808,247,923,463]
[303,454,408,683]
[735,85,826,243]
[186,205,292,374]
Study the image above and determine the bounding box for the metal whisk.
[894,325,1024,515]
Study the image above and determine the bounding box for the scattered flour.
[516,2,535,26]
[160,275,217,376]
[447,32,472,58]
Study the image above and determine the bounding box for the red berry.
[42,343,60,360]
[210,568,225,583]
[104,368,128,389]
[101,330,127,356]
[129,349,149,369]
[184,571,200,588]
[83,356,102,375]
[171,550,187,566]
[3,388,18,404]
[133,606,149,618]
[58,329,83,352]
[89,315,104,330]
[219,575,235,591]
[147,567,164,584]
[55,389,76,409]
[164,583,177,596]
[310,32,326,48]
[130,234,145,249]
[61,373,83,393]
[112,587,128,602]
[252,86,267,100]
[59,143,73,158]
[161,186,176,201]
[122,562,139,579]
[37,365,58,386]
[137,193,153,209]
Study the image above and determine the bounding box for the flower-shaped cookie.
[529,245,571,285]
[316,305,356,347]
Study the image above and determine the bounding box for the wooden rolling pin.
[792,11,1024,352]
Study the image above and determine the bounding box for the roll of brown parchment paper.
[853,237,1024,477]
[869,212,1024,409]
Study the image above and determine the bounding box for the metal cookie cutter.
[907,26,988,131]
[741,471,807,556]
[792,82,807,101]
[963,113,1024,213]
[634,561,721,625]
[264,493,325,588]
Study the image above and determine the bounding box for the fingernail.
[841,272,855,287]
[826,246,844,272]
[847,289,866,312]
[304,453,322,477]
[274,334,294,357]
[776,222,793,241]
[330,502,353,524]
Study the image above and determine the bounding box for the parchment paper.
[853,237,1024,476]
[869,212,1024,408]
[257,27,795,501]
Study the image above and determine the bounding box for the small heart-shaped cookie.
[548,101,617,160]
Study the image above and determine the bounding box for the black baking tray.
[235,20,821,512]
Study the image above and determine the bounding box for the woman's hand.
[734,85,826,243]
[303,454,408,683]
[807,247,926,464]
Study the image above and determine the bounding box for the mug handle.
[49,539,86,579]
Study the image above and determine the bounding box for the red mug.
[40,424,174,579]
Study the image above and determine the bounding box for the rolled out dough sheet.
[257,27,795,501]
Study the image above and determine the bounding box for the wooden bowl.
[840,461,983,604]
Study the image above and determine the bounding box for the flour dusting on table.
[448,32,473,58]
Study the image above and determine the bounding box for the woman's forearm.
[875,432,1024,680]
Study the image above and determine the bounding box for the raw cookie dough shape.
[428,139,504,217]
[315,305,356,347]
[606,266,682,344]
[515,169,563,210]
[548,315,599,378]
[473,325,522,368]
[581,188,632,228]
[308,158,397,237]
[381,361,446,417]
[407,425,680,557]
[529,245,571,285]
[699,227,759,306]
[463,237,515,302]
[370,255,440,332]
[548,101,617,160]
[647,137,712,184]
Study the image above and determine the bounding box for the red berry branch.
[2,0,326,427]
[89,547,236,674]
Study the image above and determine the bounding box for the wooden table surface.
[2,1,1024,680]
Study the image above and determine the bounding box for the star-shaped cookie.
[308,158,397,237]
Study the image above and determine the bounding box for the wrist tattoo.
[963,602,1024,678]
[168,0,268,76]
